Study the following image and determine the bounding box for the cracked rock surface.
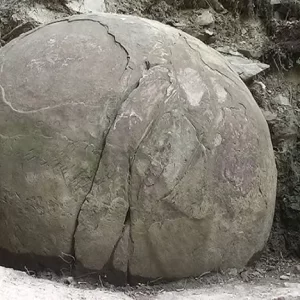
[0,14,277,284]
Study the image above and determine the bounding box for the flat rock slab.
[217,47,270,81]
[1,267,300,300]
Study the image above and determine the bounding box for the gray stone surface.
[67,0,107,13]
[1,266,300,300]
[0,14,277,283]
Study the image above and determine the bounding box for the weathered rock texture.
[0,14,277,284]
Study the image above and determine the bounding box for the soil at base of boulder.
[1,254,300,300]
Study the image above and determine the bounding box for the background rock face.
[0,14,277,284]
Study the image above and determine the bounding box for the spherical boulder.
[0,14,277,284]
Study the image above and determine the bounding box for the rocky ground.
[1,0,300,298]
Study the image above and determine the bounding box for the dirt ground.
[1,264,300,300]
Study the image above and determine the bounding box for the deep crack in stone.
[69,19,135,269]
[71,77,143,272]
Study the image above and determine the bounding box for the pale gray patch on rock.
[177,68,208,106]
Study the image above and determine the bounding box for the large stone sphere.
[0,13,277,284]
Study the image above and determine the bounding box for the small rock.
[217,47,270,81]
[227,268,238,277]
[238,48,263,60]
[274,94,290,106]
[252,271,262,278]
[280,275,290,281]
[240,271,250,282]
[195,10,214,26]
[63,276,75,285]
[270,0,281,4]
